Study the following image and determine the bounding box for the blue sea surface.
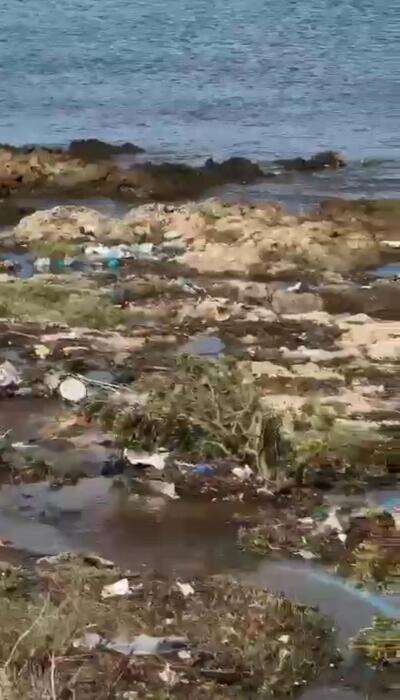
[0,0,399,201]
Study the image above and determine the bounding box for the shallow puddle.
[0,472,398,697]
[0,398,112,477]
[370,261,400,279]
[179,334,225,357]
[0,397,63,441]
[0,477,257,575]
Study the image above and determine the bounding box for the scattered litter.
[286,281,302,293]
[33,344,51,359]
[33,257,50,271]
[0,361,20,388]
[73,632,101,651]
[176,277,205,295]
[298,517,314,526]
[106,257,120,269]
[381,240,400,249]
[232,465,253,481]
[44,372,62,391]
[279,635,290,644]
[318,507,345,534]
[148,480,179,499]
[257,486,275,496]
[75,372,121,393]
[85,244,128,261]
[0,258,18,273]
[177,649,191,660]
[82,553,116,569]
[159,663,178,687]
[101,578,130,598]
[123,449,167,471]
[191,463,215,476]
[297,549,318,560]
[101,577,145,599]
[176,582,194,597]
[163,230,182,241]
[106,634,188,657]
[85,242,155,262]
[0,429,11,449]
[37,552,115,569]
[132,242,154,257]
[59,376,87,402]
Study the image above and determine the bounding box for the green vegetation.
[88,357,283,479]
[0,278,127,329]
[352,616,400,664]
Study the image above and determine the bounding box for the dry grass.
[0,555,334,699]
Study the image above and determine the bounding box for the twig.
[74,373,122,393]
[50,652,57,700]
[4,598,49,670]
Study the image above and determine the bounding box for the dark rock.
[0,203,35,226]
[321,281,400,320]
[101,455,125,477]
[117,156,265,200]
[204,156,265,183]
[271,290,323,315]
[277,150,346,171]
[68,139,145,160]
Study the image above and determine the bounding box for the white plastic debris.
[318,507,344,534]
[176,582,194,597]
[101,578,130,599]
[85,244,127,261]
[297,549,318,560]
[59,376,87,402]
[37,552,115,569]
[44,372,62,391]
[381,240,400,249]
[163,230,182,241]
[148,480,179,499]
[101,577,144,599]
[133,242,154,257]
[85,242,154,261]
[123,449,167,471]
[33,257,51,271]
[159,664,178,687]
[279,634,290,644]
[286,281,302,293]
[0,361,20,388]
[232,465,253,481]
[177,649,191,660]
[109,634,187,656]
[73,632,101,650]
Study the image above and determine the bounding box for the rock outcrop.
[276,150,346,171]
[68,139,144,160]
[9,198,396,280]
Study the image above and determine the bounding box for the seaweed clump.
[89,357,283,478]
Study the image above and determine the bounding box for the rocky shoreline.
[0,141,348,208]
[0,144,399,697]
